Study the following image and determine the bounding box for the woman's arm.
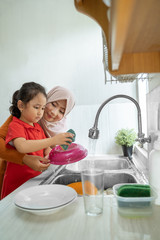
[0,116,25,164]
[13,132,73,153]
[22,155,50,172]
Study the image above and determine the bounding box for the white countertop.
[1,154,160,240]
[1,192,160,240]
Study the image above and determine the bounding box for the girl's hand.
[51,132,74,146]
[44,147,52,157]
[23,155,50,172]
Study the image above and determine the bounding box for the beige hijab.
[39,86,75,137]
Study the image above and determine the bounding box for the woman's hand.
[22,155,50,172]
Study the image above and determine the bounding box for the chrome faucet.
[88,94,151,147]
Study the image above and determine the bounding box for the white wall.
[67,102,137,154]
[0,0,137,154]
[148,74,160,92]
[147,75,160,154]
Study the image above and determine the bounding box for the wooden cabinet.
[74,0,160,76]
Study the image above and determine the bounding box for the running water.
[88,138,97,155]
[88,138,98,169]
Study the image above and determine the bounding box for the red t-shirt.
[1,117,47,199]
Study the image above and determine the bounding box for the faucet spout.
[88,94,151,146]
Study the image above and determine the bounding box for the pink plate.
[49,143,88,165]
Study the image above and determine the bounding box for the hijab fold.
[39,86,75,137]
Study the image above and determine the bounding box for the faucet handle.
[136,135,151,147]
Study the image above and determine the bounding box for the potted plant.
[115,128,137,159]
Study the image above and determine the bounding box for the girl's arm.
[0,116,50,171]
[13,132,73,154]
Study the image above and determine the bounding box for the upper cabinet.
[74,0,160,76]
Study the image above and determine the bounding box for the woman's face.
[43,99,67,122]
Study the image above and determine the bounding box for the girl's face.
[43,99,66,122]
[18,93,46,126]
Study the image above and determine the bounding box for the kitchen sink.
[40,155,147,188]
[66,158,131,172]
[52,172,137,189]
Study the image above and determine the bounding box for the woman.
[0,85,75,197]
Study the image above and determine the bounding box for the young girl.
[1,82,73,198]
[0,86,75,198]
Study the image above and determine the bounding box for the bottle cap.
[154,131,160,150]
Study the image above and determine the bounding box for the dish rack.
[102,31,151,84]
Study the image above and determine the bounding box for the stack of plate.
[14,184,77,215]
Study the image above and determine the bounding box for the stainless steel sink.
[66,158,131,172]
[52,172,137,189]
[40,156,147,187]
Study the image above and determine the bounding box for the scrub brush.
[60,129,76,151]
[117,184,151,197]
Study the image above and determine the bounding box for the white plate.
[14,184,77,210]
[14,196,77,215]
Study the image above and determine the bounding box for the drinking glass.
[81,169,104,216]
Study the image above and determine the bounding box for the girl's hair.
[9,82,47,118]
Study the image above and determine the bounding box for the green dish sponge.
[117,184,151,197]
[60,129,76,151]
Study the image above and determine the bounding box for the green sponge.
[117,184,151,197]
[60,129,76,151]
